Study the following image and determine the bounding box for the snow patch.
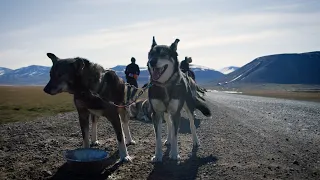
[229,74,243,83]
[219,66,239,74]
[222,91,242,94]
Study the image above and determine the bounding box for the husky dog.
[128,99,152,122]
[43,53,137,162]
[147,37,212,162]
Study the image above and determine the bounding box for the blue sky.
[0,0,319,70]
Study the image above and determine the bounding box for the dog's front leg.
[170,112,181,160]
[109,113,132,162]
[119,108,136,145]
[151,112,163,162]
[78,111,90,148]
[164,112,172,146]
[90,114,100,147]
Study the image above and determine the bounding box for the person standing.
[180,56,195,81]
[125,57,140,103]
[125,57,140,88]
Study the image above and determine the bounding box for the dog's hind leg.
[78,110,90,148]
[119,109,136,145]
[164,112,172,146]
[151,112,163,162]
[184,103,200,147]
[90,114,100,147]
[108,113,132,162]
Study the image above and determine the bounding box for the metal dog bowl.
[64,148,110,175]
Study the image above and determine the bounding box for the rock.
[43,170,52,176]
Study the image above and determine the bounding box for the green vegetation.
[241,90,320,102]
[0,86,149,124]
[0,86,74,124]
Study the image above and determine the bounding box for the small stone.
[293,160,299,165]
[285,138,289,141]
[44,170,52,176]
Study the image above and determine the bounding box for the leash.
[110,82,153,108]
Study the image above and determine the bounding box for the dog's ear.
[73,58,86,75]
[47,53,59,64]
[170,38,180,52]
[151,36,157,49]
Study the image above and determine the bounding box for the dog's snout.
[149,59,157,67]
[43,85,50,94]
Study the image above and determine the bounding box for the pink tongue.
[152,69,161,80]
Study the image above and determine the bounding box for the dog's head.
[147,36,180,84]
[43,53,88,95]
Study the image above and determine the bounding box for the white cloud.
[0,2,320,70]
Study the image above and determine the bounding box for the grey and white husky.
[128,99,152,122]
[147,36,212,162]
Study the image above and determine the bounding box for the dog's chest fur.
[149,77,188,113]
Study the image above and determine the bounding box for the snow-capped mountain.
[218,51,320,85]
[0,65,51,85]
[0,64,224,85]
[0,67,13,76]
[9,65,50,77]
[218,66,239,74]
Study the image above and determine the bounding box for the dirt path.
[1,92,319,180]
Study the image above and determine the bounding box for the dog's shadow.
[147,146,218,180]
[49,150,122,180]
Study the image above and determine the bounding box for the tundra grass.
[241,90,320,103]
[0,86,149,124]
[0,86,74,124]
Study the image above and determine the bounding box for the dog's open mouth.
[151,64,168,81]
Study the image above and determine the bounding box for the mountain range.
[218,51,320,85]
[0,64,225,86]
[1,51,319,86]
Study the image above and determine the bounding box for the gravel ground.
[1,92,320,180]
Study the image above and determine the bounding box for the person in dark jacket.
[180,56,195,80]
[125,57,140,88]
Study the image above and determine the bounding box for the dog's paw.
[164,139,170,146]
[193,141,200,147]
[151,155,163,163]
[120,155,133,163]
[169,153,181,161]
[193,138,200,147]
[126,140,136,146]
[142,116,150,122]
[90,141,100,147]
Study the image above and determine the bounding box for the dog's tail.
[195,98,212,117]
